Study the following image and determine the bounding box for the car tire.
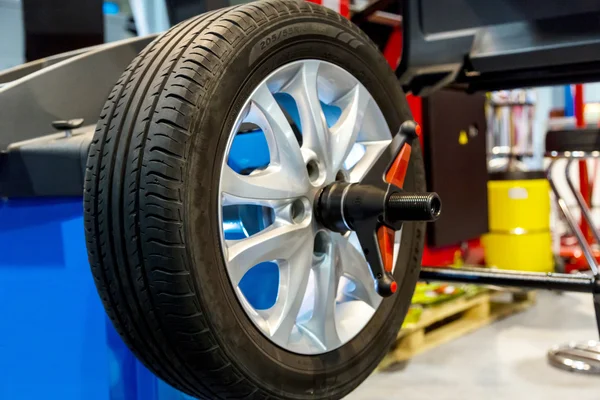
[83,1,426,398]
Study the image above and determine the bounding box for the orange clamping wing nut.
[376,140,414,275]
[377,226,395,273]
[385,143,412,189]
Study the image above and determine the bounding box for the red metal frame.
[561,84,600,272]
[306,0,350,17]
[575,84,593,243]
[383,27,403,71]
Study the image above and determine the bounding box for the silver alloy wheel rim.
[218,60,401,355]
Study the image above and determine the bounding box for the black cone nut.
[385,192,442,223]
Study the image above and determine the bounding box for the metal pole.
[565,159,600,275]
[419,267,597,293]
[547,159,599,274]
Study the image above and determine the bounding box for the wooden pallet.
[378,290,536,370]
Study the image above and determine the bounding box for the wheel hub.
[316,182,441,233]
[219,59,441,355]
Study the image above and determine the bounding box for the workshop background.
[1,0,599,399]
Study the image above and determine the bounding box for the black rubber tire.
[546,128,600,153]
[83,1,425,399]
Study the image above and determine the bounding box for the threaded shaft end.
[387,192,442,222]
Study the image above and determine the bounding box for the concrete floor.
[347,291,600,400]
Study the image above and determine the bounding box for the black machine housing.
[398,0,600,95]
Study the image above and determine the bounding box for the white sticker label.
[508,187,528,200]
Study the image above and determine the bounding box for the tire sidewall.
[185,14,424,398]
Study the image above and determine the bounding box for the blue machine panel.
[0,198,188,400]
[0,198,109,399]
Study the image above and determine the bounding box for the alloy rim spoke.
[225,222,312,286]
[330,84,371,173]
[356,99,394,142]
[298,232,342,350]
[265,242,314,344]
[221,164,309,202]
[348,140,391,182]
[248,83,307,174]
[221,191,291,209]
[281,61,331,171]
[336,233,380,308]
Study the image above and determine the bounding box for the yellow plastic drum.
[483,171,553,272]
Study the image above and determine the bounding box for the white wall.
[0,0,24,70]
[129,0,169,35]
